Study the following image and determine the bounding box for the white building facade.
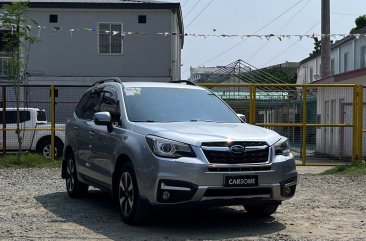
[297,27,366,159]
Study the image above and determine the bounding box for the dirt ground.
[0,166,365,241]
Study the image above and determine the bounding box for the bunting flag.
[0,23,366,40]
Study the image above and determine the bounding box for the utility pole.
[321,0,331,78]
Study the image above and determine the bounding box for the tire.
[65,154,88,198]
[117,162,151,225]
[37,138,64,160]
[244,204,279,217]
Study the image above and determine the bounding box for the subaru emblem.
[230,145,245,154]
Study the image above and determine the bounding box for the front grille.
[202,142,269,164]
[204,188,272,197]
[207,166,271,172]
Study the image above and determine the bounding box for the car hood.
[132,122,282,146]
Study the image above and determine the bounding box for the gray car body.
[63,81,297,206]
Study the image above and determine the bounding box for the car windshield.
[123,87,241,123]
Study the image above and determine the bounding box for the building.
[296,27,366,158]
[0,0,184,85]
[0,0,183,122]
[297,27,366,84]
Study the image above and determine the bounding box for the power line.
[183,0,201,19]
[260,20,320,67]
[185,0,214,29]
[182,0,304,74]
[245,0,312,62]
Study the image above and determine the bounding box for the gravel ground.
[0,167,365,241]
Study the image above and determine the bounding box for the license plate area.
[224,175,258,187]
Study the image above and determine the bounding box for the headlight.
[146,135,196,158]
[274,138,290,156]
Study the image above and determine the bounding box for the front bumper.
[139,150,297,206]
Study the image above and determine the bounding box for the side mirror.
[94,112,113,133]
[237,114,247,123]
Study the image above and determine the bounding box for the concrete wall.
[25,8,181,82]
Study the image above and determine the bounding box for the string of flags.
[40,26,366,40]
[1,22,366,40]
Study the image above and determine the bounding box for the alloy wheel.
[119,172,134,217]
[66,157,75,192]
[43,144,58,159]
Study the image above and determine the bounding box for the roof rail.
[171,80,197,86]
[92,77,123,86]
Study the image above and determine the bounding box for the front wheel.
[117,162,151,225]
[244,204,279,217]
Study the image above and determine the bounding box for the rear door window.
[82,90,102,120]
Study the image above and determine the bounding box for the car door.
[75,89,103,179]
[89,86,121,185]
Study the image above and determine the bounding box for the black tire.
[244,204,279,217]
[65,154,88,198]
[37,138,64,160]
[117,162,151,225]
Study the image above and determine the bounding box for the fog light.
[162,191,170,200]
[283,186,292,196]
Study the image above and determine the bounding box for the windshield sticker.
[124,88,141,96]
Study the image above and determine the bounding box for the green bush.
[321,160,366,175]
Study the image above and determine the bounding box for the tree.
[0,2,38,160]
[350,15,366,33]
[309,37,321,57]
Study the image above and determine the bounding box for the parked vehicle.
[0,108,65,159]
[62,79,297,225]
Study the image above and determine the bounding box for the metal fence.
[1,85,89,159]
[202,83,363,165]
[0,83,364,165]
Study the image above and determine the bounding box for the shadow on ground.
[35,190,286,240]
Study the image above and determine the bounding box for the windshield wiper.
[189,119,216,122]
[133,120,155,122]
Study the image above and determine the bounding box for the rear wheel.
[117,162,151,225]
[244,204,279,217]
[37,138,64,159]
[65,154,88,198]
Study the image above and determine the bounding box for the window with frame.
[100,87,121,125]
[309,68,313,82]
[0,111,31,124]
[98,23,122,54]
[361,46,366,68]
[75,92,90,118]
[82,91,102,120]
[344,52,349,72]
[331,59,335,75]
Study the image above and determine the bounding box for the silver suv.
[62,79,297,225]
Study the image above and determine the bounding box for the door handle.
[73,126,78,132]
[89,131,95,136]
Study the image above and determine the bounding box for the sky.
[159,0,366,79]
